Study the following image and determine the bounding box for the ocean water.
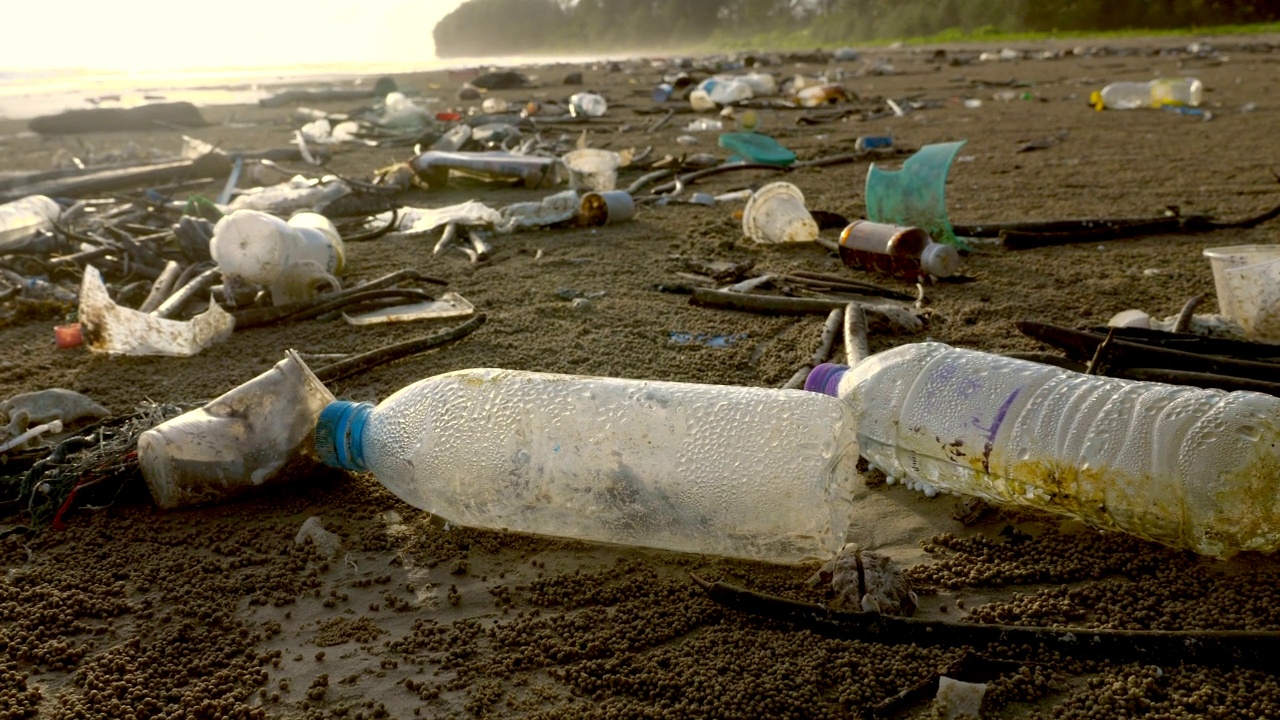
[0,55,632,121]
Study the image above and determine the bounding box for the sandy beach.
[2,33,1280,719]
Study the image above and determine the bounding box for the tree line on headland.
[432,0,1278,58]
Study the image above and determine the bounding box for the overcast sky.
[1,0,466,71]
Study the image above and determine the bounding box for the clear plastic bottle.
[0,195,61,253]
[210,209,345,285]
[1093,78,1203,110]
[805,343,1280,558]
[838,220,960,280]
[314,368,860,564]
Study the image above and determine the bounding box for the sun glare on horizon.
[2,0,464,72]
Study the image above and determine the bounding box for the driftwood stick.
[1173,294,1204,334]
[779,272,916,301]
[779,367,812,390]
[151,267,219,319]
[954,216,1180,238]
[1116,368,1280,396]
[843,302,870,366]
[781,308,844,389]
[693,287,889,315]
[1017,321,1280,381]
[813,307,844,366]
[137,260,183,314]
[1000,352,1087,372]
[691,575,1280,668]
[314,314,487,383]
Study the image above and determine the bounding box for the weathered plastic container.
[1203,244,1280,341]
[562,149,620,192]
[139,351,336,509]
[210,210,344,286]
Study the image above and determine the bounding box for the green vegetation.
[433,0,1280,58]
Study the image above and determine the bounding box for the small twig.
[314,314,487,383]
[781,308,843,389]
[813,307,843,366]
[467,228,493,262]
[843,302,869,366]
[1173,294,1204,333]
[1084,327,1116,376]
[432,223,458,256]
[647,109,675,134]
[625,168,676,196]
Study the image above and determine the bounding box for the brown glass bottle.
[837,220,959,280]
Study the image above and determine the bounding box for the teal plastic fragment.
[865,139,967,247]
[718,132,796,167]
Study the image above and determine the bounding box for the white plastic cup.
[579,191,636,226]
[1223,256,1280,341]
[562,149,620,192]
[1203,245,1280,324]
[741,182,819,244]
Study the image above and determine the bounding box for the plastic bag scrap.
[228,175,351,215]
[77,266,234,356]
[380,200,504,238]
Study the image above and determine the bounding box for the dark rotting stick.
[1114,367,1280,396]
[691,287,896,316]
[691,575,1280,668]
[1017,320,1280,381]
[314,313,487,384]
[230,270,447,328]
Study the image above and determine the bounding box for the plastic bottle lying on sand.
[1092,78,1203,110]
[805,343,1280,558]
[314,369,860,564]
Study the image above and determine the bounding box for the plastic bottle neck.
[314,400,373,471]
[804,363,849,397]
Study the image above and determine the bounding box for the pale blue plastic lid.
[314,400,373,471]
[804,363,849,397]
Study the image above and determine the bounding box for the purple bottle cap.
[804,363,849,397]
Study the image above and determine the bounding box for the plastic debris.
[295,517,343,558]
[77,266,234,357]
[344,291,476,325]
[138,351,335,508]
[865,140,967,248]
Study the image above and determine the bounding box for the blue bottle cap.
[804,363,849,397]
[314,400,373,471]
